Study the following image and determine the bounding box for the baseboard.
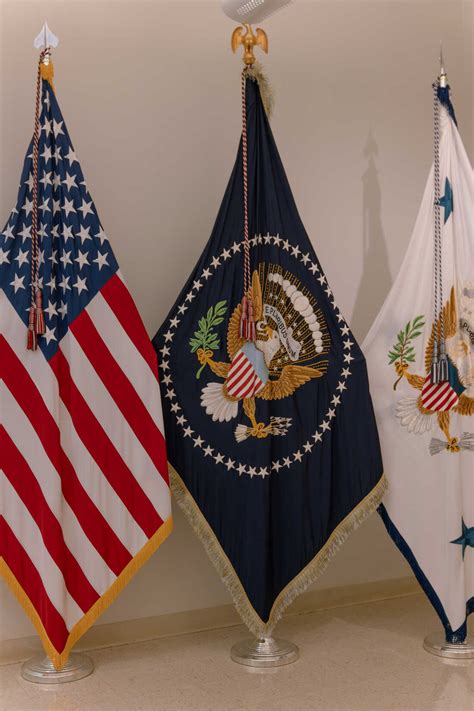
[0,576,420,667]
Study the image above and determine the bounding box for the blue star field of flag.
[0,80,118,359]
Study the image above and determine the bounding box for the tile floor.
[0,594,473,710]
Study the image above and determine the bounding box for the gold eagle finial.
[231,23,268,66]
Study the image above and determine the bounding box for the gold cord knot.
[395,361,409,377]
[197,348,214,366]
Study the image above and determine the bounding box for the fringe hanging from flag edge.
[0,516,173,670]
[246,62,274,119]
[169,465,387,638]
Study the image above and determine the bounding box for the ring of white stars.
[159,233,355,479]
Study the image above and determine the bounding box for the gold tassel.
[40,60,55,93]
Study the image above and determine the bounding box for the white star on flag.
[93,252,109,271]
[65,148,78,166]
[62,172,77,191]
[62,198,76,217]
[74,251,90,270]
[10,273,25,293]
[14,249,29,268]
[77,225,92,243]
[73,276,88,295]
[78,198,94,218]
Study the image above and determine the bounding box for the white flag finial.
[439,42,447,87]
[33,21,59,50]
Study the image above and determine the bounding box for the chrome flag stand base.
[231,637,299,667]
[423,633,474,660]
[21,653,94,684]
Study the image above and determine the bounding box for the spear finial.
[439,43,447,88]
[33,21,59,51]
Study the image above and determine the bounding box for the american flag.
[0,73,172,668]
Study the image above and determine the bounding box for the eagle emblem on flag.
[195,265,327,442]
[390,286,474,454]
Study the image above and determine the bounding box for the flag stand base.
[230,637,299,667]
[21,653,94,684]
[423,632,474,660]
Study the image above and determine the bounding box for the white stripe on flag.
[440,391,459,411]
[227,351,246,380]
[423,382,450,409]
[1,383,116,595]
[233,370,258,398]
[1,475,84,631]
[421,383,437,399]
[1,295,147,562]
[60,330,172,523]
[58,403,149,557]
[85,292,165,435]
[0,292,58,416]
[227,360,252,390]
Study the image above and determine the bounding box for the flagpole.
[226,4,299,668]
[422,49,474,660]
[19,23,95,684]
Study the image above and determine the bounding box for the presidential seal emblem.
[389,285,474,454]
[192,263,330,442]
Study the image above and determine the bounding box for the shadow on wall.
[351,131,392,340]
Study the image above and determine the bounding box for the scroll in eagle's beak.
[265,325,273,339]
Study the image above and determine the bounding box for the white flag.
[364,83,474,642]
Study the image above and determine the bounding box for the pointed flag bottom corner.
[153,73,385,636]
[0,63,172,669]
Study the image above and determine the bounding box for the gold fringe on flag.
[170,464,387,639]
[0,517,173,670]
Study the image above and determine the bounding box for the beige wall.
[0,0,472,641]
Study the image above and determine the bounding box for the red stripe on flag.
[0,517,69,655]
[423,382,450,409]
[70,311,168,481]
[0,428,100,612]
[421,376,459,412]
[0,336,131,576]
[240,377,262,399]
[434,387,456,411]
[439,391,459,411]
[227,367,246,389]
[232,369,258,398]
[228,355,250,381]
[100,274,158,380]
[50,350,164,539]
[227,362,253,394]
[228,351,245,373]
[421,383,437,400]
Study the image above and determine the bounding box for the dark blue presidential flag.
[153,72,385,635]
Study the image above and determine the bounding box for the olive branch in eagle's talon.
[388,315,425,390]
[189,300,228,379]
